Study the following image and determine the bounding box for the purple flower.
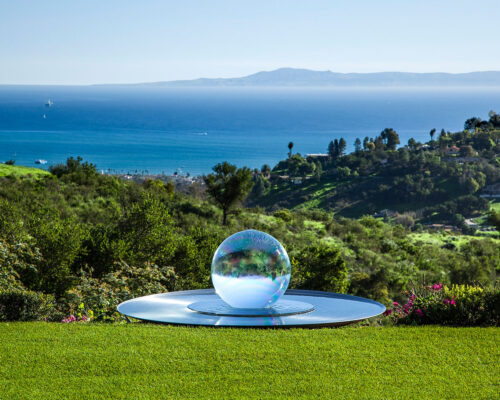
[415,309,424,317]
[443,298,450,305]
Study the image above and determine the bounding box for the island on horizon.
[94,67,500,88]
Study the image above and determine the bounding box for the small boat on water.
[42,114,47,119]
[45,99,53,107]
[35,159,47,164]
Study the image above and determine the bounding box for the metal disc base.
[117,289,386,328]
[188,299,314,317]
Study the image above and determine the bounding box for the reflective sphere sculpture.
[211,229,291,308]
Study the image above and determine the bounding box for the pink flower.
[393,302,399,306]
[450,299,456,306]
[415,309,424,317]
[383,309,392,316]
[432,283,443,291]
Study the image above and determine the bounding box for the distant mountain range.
[114,68,500,87]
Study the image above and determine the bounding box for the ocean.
[0,86,499,176]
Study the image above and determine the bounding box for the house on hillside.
[444,145,460,155]
[373,209,397,218]
[306,153,329,159]
[425,224,460,232]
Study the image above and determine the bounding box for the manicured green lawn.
[0,164,50,178]
[0,323,498,399]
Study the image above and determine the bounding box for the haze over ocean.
[1,86,499,176]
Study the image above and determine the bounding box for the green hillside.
[0,164,51,178]
[248,121,500,230]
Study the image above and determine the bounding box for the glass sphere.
[211,229,291,309]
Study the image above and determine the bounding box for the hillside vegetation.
[0,164,50,178]
[0,149,498,321]
[248,112,500,232]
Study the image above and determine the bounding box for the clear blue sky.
[1,0,499,84]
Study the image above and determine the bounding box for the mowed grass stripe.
[0,323,498,399]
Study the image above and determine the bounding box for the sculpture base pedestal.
[117,289,385,328]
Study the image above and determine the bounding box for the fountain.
[117,229,385,327]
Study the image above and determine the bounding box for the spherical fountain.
[117,229,385,327]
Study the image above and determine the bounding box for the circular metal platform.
[117,289,386,328]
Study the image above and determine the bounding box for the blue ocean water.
[0,86,499,176]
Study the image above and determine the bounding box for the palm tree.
[288,141,294,158]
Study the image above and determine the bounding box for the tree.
[328,141,335,157]
[288,142,294,158]
[363,137,370,151]
[489,110,500,128]
[488,210,500,232]
[429,128,436,141]
[328,139,340,159]
[354,138,362,152]
[464,117,481,131]
[203,162,253,225]
[291,243,348,293]
[338,138,347,156]
[261,164,271,177]
[407,138,417,151]
[380,128,400,151]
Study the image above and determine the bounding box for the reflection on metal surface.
[187,299,314,317]
[117,289,386,328]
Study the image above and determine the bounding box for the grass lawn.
[0,323,498,399]
[0,164,50,178]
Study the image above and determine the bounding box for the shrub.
[384,284,499,326]
[273,209,292,222]
[291,243,348,293]
[65,262,177,321]
[0,290,56,321]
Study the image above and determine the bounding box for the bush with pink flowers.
[384,283,499,326]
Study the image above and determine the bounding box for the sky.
[1,0,499,85]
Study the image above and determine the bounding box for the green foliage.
[203,162,253,225]
[0,164,51,178]
[0,154,498,314]
[380,128,400,150]
[488,210,500,231]
[0,239,41,292]
[66,262,177,321]
[273,208,292,222]
[0,290,55,321]
[291,243,348,293]
[387,284,499,326]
